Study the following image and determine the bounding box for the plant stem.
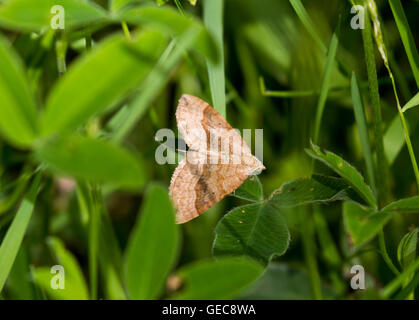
[85,35,92,51]
[301,209,323,300]
[361,4,388,205]
[382,256,419,298]
[121,21,132,41]
[366,0,419,191]
[378,231,400,276]
[55,35,67,76]
[88,184,101,300]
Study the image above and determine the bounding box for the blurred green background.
[0,0,418,300]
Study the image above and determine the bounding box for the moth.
[169,94,265,224]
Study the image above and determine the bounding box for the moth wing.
[169,158,249,224]
[176,94,251,156]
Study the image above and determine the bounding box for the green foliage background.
[0,0,419,300]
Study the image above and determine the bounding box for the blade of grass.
[88,184,101,300]
[378,231,400,276]
[394,271,419,300]
[301,17,341,301]
[388,0,419,88]
[367,0,419,191]
[289,0,327,54]
[110,28,198,143]
[401,92,419,113]
[365,0,417,276]
[361,2,387,204]
[313,20,340,144]
[381,256,419,298]
[351,73,376,191]
[204,0,226,117]
[300,208,322,300]
[0,172,42,292]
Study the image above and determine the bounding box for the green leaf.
[42,30,166,136]
[6,246,35,299]
[289,0,326,53]
[36,135,146,189]
[268,174,365,208]
[312,20,339,143]
[382,257,419,299]
[120,6,218,63]
[233,175,263,202]
[384,115,405,165]
[0,0,107,31]
[213,203,290,265]
[111,0,153,12]
[98,210,126,300]
[0,173,41,292]
[388,0,419,88]
[241,263,336,300]
[110,28,200,142]
[306,143,377,208]
[351,73,375,190]
[33,237,89,300]
[381,196,419,214]
[171,257,263,299]
[0,34,38,148]
[397,228,418,270]
[343,201,390,247]
[361,3,387,200]
[204,0,225,117]
[124,184,179,299]
[401,92,419,113]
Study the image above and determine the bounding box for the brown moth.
[169,94,265,224]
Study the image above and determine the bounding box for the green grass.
[0,0,419,301]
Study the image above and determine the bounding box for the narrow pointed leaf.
[120,6,218,63]
[125,184,179,299]
[397,228,418,270]
[0,173,41,292]
[33,237,89,300]
[389,0,419,88]
[381,196,419,214]
[268,174,365,208]
[401,92,419,113]
[0,34,38,148]
[306,143,376,208]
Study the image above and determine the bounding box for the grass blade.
[351,73,376,191]
[382,256,419,298]
[289,0,327,54]
[204,0,226,117]
[388,0,419,88]
[0,173,41,292]
[312,22,339,144]
[361,3,387,204]
[401,92,419,113]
